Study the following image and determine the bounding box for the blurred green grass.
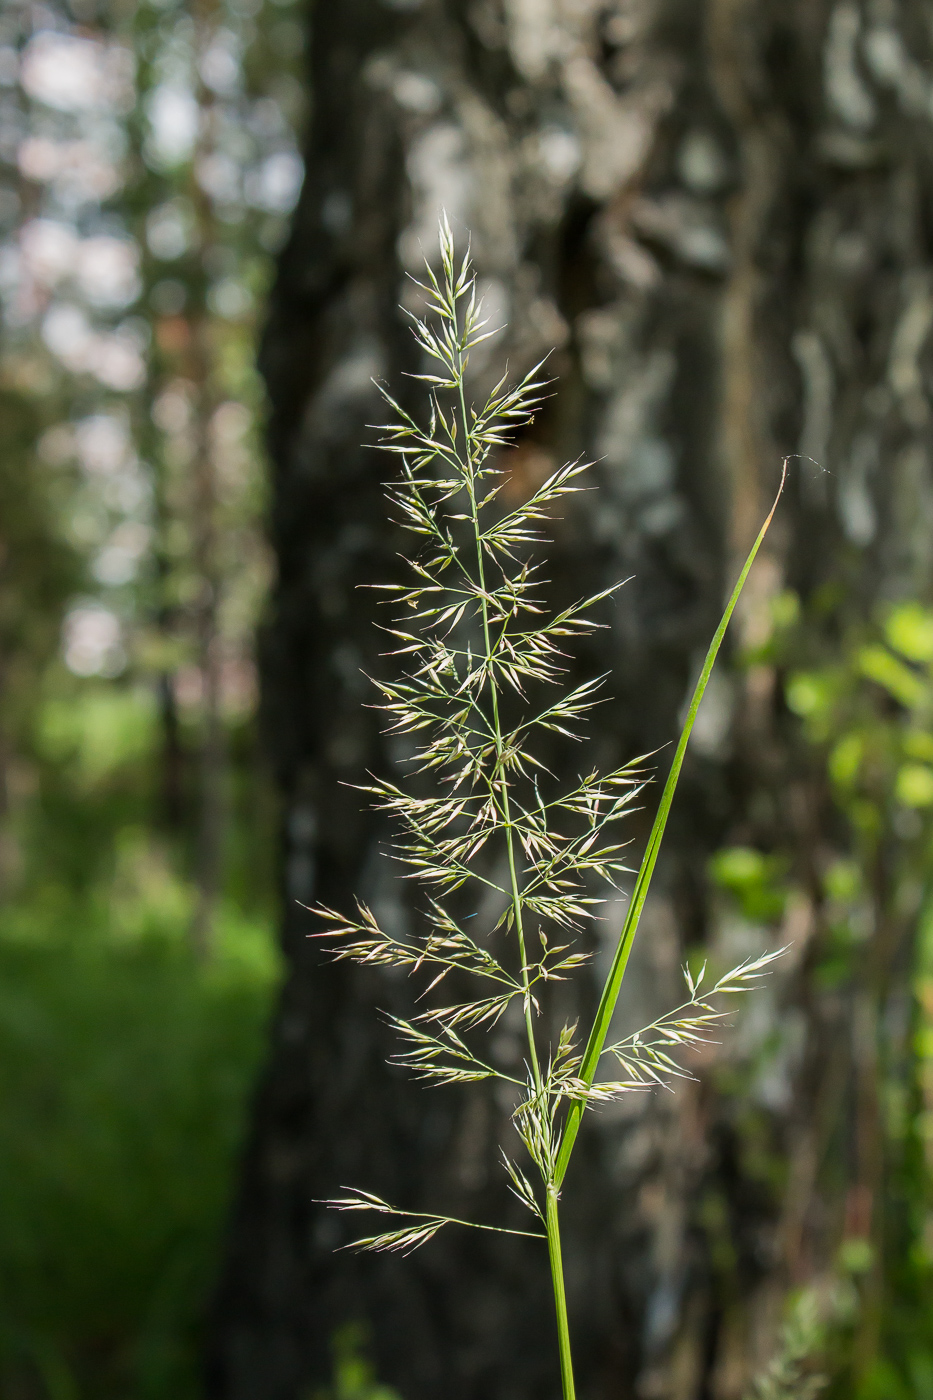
[0,680,280,1400]
[0,919,277,1400]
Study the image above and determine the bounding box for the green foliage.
[746,1283,853,1400]
[0,391,79,650]
[36,685,159,787]
[784,598,933,958]
[0,912,276,1400]
[748,594,933,1394]
[710,847,789,922]
[312,1326,399,1400]
[0,667,279,1400]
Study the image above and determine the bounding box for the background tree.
[207,2,933,1399]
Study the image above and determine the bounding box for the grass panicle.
[312,214,785,1399]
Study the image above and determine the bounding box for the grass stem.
[460,369,543,1097]
[546,1187,576,1400]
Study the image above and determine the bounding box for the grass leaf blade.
[553,460,787,1188]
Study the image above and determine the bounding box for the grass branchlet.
[313,216,785,1398]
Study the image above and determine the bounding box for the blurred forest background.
[0,0,302,1393]
[7,2,933,1400]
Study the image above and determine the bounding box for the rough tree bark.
[207,2,933,1397]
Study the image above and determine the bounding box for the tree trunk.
[207,2,933,1397]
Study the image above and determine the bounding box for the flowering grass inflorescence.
[314,217,785,1399]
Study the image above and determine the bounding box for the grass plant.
[315,218,785,1397]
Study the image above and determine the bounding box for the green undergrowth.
[312,1325,399,1400]
[0,909,279,1400]
[0,676,281,1400]
[727,592,933,1398]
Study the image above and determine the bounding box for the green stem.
[553,462,787,1188]
[546,1187,576,1400]
[458,372,543,1095]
